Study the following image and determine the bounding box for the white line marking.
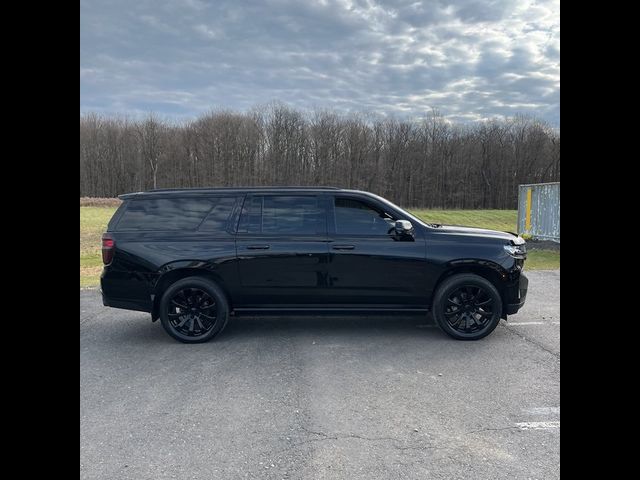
[523,407,560,415]
[516,421,560,431]
[508,321,560,326]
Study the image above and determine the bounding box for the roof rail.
[146,186,341,192]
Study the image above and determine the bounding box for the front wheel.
[159,277,230,343]
[432,273,502,340]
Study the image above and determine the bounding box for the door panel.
[235,195,329,306]
[326,195,429,306]
[327,236,428,305]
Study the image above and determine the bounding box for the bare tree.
[80,106,560,208]
[136,113,165,190]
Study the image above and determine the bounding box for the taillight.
[102,233,115,265]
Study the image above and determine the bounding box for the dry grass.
[80,197,122,207]
[80,265,104,288]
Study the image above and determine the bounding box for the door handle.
[246,245,270,250]
[332,244,355,250]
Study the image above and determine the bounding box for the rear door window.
[238,195,324,235]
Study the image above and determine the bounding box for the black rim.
[167,287,218,337]
[444,285,495,334]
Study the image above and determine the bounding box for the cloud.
[193,24,222,40]
[80,0,560,125]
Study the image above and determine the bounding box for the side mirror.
[394,219,413,234]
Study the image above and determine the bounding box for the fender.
[150,259,238,321]
[431,257,516,300]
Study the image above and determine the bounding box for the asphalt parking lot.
[81,270,559,480]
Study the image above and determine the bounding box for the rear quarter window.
[106,201,128,231]
[115,197,215,231]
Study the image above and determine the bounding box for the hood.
[432,224,521,243]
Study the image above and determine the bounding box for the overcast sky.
[80,0,559,125]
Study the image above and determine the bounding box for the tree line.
[80,104,559,209]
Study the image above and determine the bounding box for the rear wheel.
[432,273,502,340]
[159,277,229,343]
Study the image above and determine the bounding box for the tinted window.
[107,201,127,231]
[116,198,213,231]
[198,197,239,231]
[238,195,323,235]
[334,197,395,235]
[238,196,263,233]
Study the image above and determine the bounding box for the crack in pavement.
[500,322,560,359]
[270,426,444,456]
[80,311,103,326]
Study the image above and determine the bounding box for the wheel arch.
[151,266,232,321]
[433,260,510,305]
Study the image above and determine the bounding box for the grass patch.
[79,206,558,288]
[409,209,518,233]
[80,265,103,289]
[525,250,560,270]
[80,206,117,288]
[80,253,103,268]
[80,206,117,254]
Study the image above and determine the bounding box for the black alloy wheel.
[443,285,495,334]
[167,287,217,337]
[159,277,230,343]
[433,273,502,340]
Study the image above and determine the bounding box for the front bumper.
[504,271,528,315]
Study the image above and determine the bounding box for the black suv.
[101,187,527,343]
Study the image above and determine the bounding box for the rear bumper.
[504,271,528,315]
[100,268,153,313]
[101,291,152,313]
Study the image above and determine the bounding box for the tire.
[159,277,230,343]
[432,273,502,340]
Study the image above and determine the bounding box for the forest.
[80,104,559,209]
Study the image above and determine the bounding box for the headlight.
[504,244,526,257]
[511,235,526,245]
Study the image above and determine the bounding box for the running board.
[232,306,430,315]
